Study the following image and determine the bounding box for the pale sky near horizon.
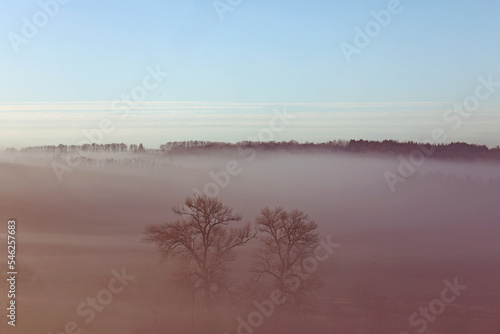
[1,0,499,147]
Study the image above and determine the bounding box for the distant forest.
[7,139,500,161]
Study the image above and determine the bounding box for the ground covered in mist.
[0,151,499,334]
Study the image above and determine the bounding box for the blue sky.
[0,0,499,147]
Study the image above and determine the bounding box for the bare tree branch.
[143,194,255,329]
[253,207,320,310]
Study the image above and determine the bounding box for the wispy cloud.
[2,101,499,148]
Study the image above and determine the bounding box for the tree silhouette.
[253,207,320,310]
[143,195,253,329]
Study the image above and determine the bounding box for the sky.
[0,0,499,147]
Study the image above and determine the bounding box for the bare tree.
[143,195,253,327]
[253,207,320,310]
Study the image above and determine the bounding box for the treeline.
[7,139,500,161]
[14,143,146,154]
[162,139,500,160]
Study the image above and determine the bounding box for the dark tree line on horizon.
[7,139,500,161]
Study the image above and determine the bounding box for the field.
[0,152,499,333]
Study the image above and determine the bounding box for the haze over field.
[0,150,499,333]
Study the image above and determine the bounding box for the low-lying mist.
[0,150,499,334]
